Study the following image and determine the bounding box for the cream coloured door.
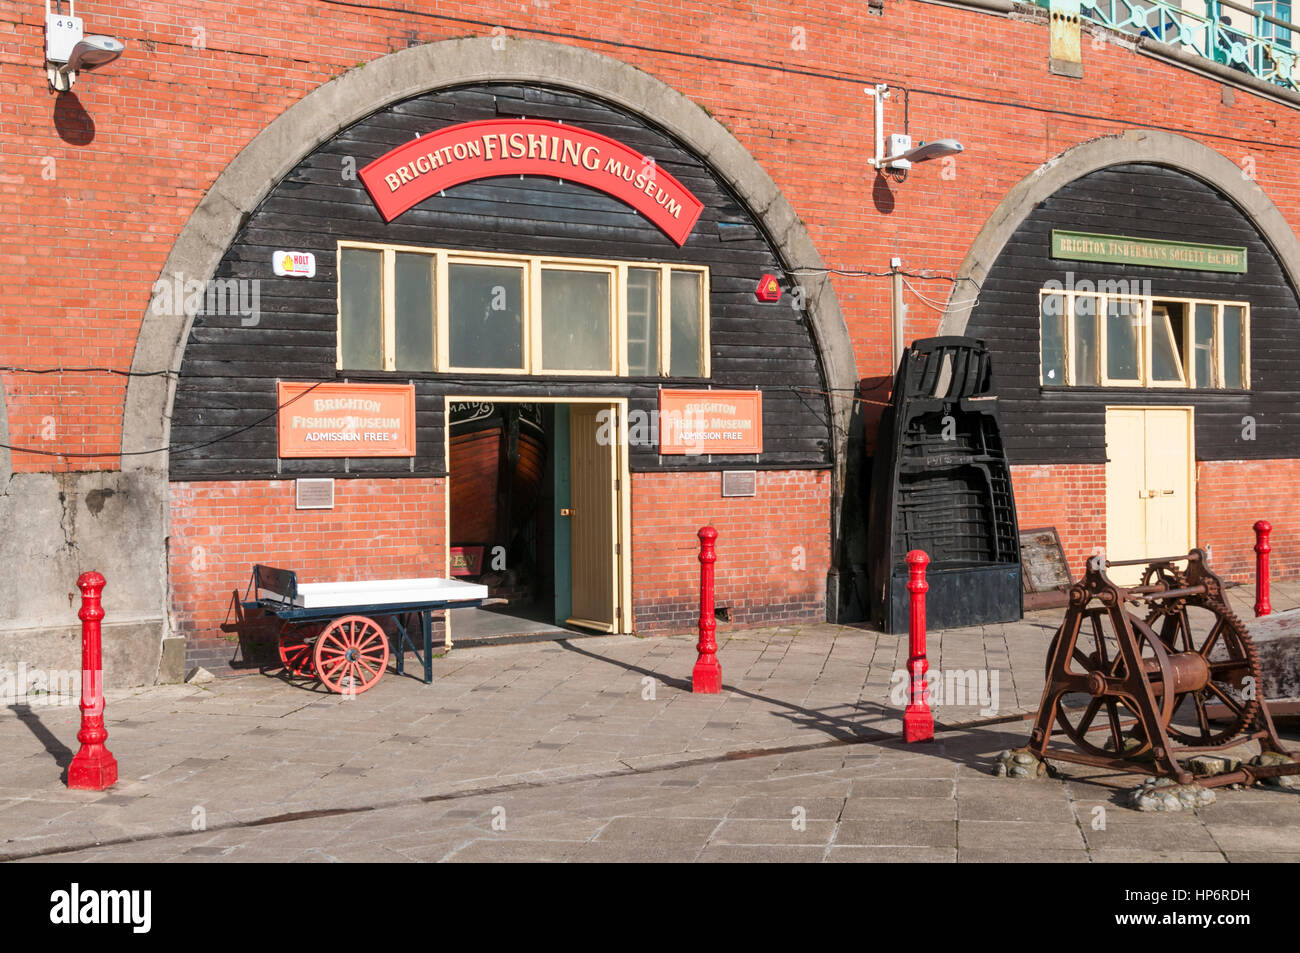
[1143,409,1193,559]
[1105,407,1194,583]
[1105,409,1147,570]
[566,403,620,632]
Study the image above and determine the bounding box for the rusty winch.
[1025,549,1300,788]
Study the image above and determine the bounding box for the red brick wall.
[1010,461,1300,585]
[630,469,831,634]
[170,470,828,664]
[1011,463,1107,578]
[169,478,447,673]
[9,3,1300,654]
[8,2,1300,470]
[1196,459,1297,582]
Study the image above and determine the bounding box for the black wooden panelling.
[966,163,1300,465]
[170,84,831,480]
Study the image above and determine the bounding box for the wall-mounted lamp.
[866,84,964,179]
[45,1,125,92]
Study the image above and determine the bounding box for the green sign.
[1051,230,1247,273]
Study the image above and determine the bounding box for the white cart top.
[260,576,488,609]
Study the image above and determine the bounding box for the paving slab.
[3,604,1300,862]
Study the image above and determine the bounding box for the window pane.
[670,271,703,377]
[1258,1,1292,45]
[339,248,383,370]
[1223,305,1246,388]
[1040,293,1066,385]
[1150,304,1183,383]
[394,253,434,372]
[1193,303,1216,387]
[1106,297,1141,381]
[627,268,660,376]
[448,263,524,369]
[541,269,612,372]
[1072,295,1101,385]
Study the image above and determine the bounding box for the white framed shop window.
[1038,290,1250,390]
[336,242,710,379]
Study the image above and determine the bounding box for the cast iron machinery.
[1025,549,1300,788]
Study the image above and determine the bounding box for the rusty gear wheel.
[1145,593,1261,747]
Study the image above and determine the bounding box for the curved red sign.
[359,118,704,245]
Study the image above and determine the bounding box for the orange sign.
[658,388,763,456]
[277,382,416,458]
[360,119,704,245]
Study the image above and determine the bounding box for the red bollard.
[692,526,722,693]
[1255,520,1272,618]
[903,550,934,743]
[67,571,118,790]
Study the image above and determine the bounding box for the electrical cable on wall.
[789,267,980,287]
[901,276,980,313]
[0,365,175,377]
[0,379,326,459]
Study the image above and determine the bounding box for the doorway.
[444,396,631,645]
[1105,406,1195,583]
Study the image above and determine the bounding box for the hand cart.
[241,565,487,694]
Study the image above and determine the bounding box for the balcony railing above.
[1035,0,1299,91]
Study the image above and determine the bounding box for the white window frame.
[1099,294,1144,387]
[1215,303,1251,390]
[337,241,710,379]
[663,266,710,380]
[1038,289,1250,390]
[534,261,618,377]
[1146,302,1188,389]
[443,252,531,375]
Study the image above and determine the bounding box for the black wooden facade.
[168,84,831,480]
[966,162,1300,465]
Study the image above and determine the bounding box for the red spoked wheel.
[312,615,390,695]
[277,622,322,677]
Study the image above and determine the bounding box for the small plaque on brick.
[721,470,757,498]
[296,478,335,510]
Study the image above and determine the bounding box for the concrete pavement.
[2,580,1298,862]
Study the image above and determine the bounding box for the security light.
[900,138,964,164]
[44,2,125,91]
[65,35,124,73]
[867,85,964,174]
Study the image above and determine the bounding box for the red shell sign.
[359,118,705,246]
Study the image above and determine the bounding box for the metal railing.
[1037,0,1300,91]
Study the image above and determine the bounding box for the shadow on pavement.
[9,703,75,782]
[555,638,897,743]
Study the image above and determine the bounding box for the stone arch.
[123,37,857,472]
[938,129,1300,335]
[0,388,9,479]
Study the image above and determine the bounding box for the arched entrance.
[938,129,1300,336]
[940,129,1300,581]
[124,38,861,655]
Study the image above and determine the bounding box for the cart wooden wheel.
[312,615,390,695]
[277,622,322,677]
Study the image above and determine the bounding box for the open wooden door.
[566,403,621,632]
